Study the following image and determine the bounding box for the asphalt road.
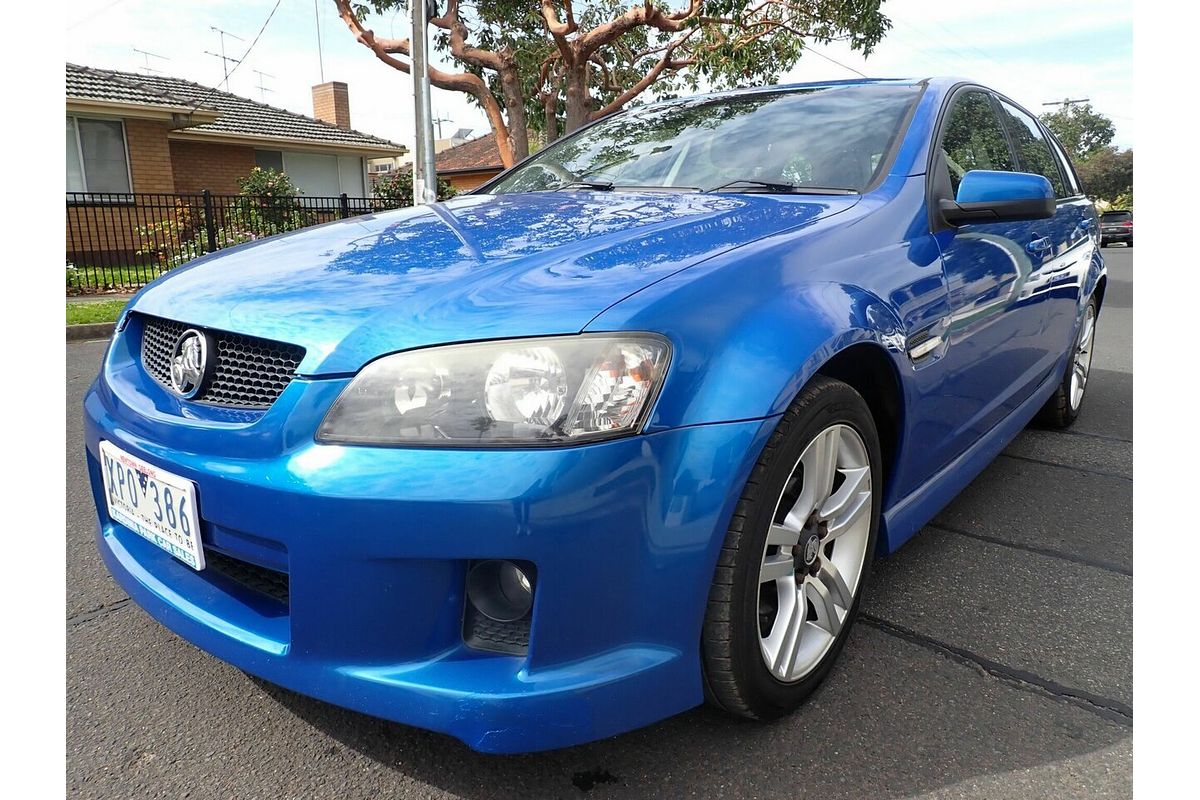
[66,247,1133,799]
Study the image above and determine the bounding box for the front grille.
[139,314,305,409]
[204,549,289,607]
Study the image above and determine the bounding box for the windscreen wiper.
[706,179,858,195]
[553,179,615,191]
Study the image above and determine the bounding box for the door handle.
[1026,237,1052,254]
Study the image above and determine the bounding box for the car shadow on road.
[250,619,1130,799]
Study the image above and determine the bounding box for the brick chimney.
[312,81,351,129]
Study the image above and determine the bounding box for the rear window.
[1102,211,1132,221]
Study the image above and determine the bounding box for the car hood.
[131,190,858,374]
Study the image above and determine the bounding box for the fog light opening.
[466,559,535,623]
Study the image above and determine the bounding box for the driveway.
[66,248,1133,799]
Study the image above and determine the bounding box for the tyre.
[702,376,881,720]
[1036,295,1098,428]
[1100,240,1108,248]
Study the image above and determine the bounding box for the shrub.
[237,167,299,198]
[235,167,309,233]
[372,169,456,209]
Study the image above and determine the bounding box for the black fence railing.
[66,190,405,293]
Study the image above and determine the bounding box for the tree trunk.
[542,90,560,146]
[498,64,530,163]
[563,62,592,133]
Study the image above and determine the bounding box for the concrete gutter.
[67,323,115,341]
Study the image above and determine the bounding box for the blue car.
[84,78,1104,754]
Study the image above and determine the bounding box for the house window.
[254,149,285,172]
[66,116,131,194]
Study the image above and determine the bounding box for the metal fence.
[66,191,404,293]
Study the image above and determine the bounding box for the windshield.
[1102,211,1132,221]
[485,84,922,195]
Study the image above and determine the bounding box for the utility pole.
[410,0,438,205]
[1043,98,1090,109]
[132,47,168,75]
[253,70,275,102]
[208,26,245,88]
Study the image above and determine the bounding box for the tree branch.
[332,0,515,165]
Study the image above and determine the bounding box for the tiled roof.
[66,63,404,152]
[435,133,504,173]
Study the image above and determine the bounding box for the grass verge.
[67,300,128,326]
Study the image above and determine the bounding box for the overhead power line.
[803,45,869,78]
[67,0,129,32]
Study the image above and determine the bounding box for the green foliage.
[1039,102,1116,161]
[133,193,314,271]
[236,166,308,230]
[236,166,300,198]
[372,169,457,207]
[1076,147,1133,205]
[351,1,891,146]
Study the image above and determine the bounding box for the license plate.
[99,441,205,570]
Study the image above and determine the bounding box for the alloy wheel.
[756,423,873,683]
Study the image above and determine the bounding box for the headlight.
[317,334,670,446]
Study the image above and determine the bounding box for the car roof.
[632,77,973,112]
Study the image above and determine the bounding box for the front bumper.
[84,335,773,753]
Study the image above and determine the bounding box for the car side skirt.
[878,355,1063,553]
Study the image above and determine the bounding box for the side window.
[1045,133,1081,196]
[939,90,1015,195]
[996,99,1068,198]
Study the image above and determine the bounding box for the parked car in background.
[84,77,1104,754]
[1100,210,1133,247]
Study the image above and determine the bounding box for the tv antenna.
[253,69,275,102]
[431,111,453,139]
[132,47,168,75]
[207,26,245,88]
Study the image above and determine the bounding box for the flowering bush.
[235,167,309,233]
[237,167,299,198]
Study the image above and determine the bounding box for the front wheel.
[702,376,881,719]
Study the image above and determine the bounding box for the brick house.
[66,63,406,196]
[434,133,505,191]
[67,63,406,274]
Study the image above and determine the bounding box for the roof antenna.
[132,47,168,75]
[314,0,325,83]
[253,69,275,102]
[208,26,245,89]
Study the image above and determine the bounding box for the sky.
[64,0,1133,151]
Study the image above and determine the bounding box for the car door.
[928,87,1069,455]
[994,96,1097,363]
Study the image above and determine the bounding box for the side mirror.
[939,170,1055,226]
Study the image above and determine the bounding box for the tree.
[1075,146,1132,205]
[335,1,890,167]
[1039,102,1115,161]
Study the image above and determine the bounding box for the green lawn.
[68,264,166,292]
[67,300,128,326]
